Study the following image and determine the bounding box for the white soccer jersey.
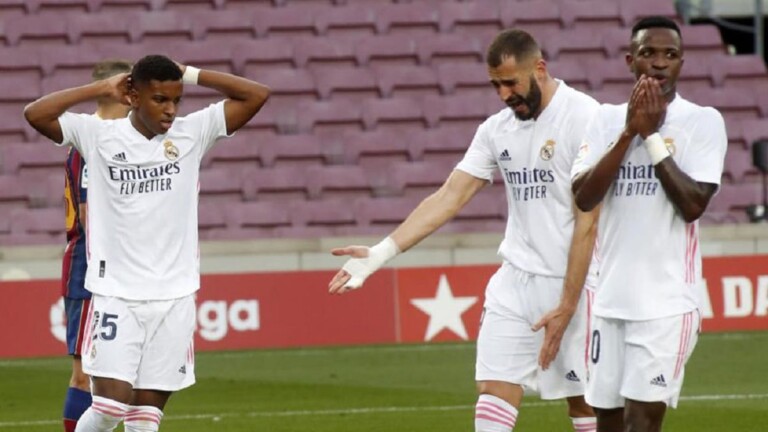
[58,101,230,300]
[456,81,600,281]
[571,95,727,320]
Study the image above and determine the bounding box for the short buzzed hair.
[486,29,542,68]
[130,55,183,87]
[91,59,132,81]
[631,16,681,40]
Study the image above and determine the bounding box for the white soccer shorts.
[82,294,197,391]
[585,309,700,409]
[475,263,591,400]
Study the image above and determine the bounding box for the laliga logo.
[49,298,260,343]
[198,299,260,341]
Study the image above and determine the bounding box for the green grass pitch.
[1,332,766,431]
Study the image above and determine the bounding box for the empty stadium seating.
[1,0,767,246]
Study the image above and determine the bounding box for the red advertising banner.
[195,271,397,351]
[396,266,493,343]
[700,255,768,332]
[0,255,766,358]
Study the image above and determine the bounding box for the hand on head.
[104,72,132,106]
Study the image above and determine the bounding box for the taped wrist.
[341,237,400,289]
[644,132,670,165]
[182,66,200,85]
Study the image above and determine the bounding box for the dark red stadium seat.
[134,10,195,43]
[297,99,364,133]
[258,68,318,98]
[9,207,63,236]
[313,67,378,100]
[723,144,758,184]
[241,166,309,200]
[199,167,245,198]
[1,143,67,174]
[305,165,377,199]
[373,64,440,98]
[362,97,425,130]
[618,0,677,26]
[332,128,415,164]
[437,62,489,95]
[438,0,502,34]
[294,37,356,68]
[234,38,296,74]
[374,2,439,36]
[541,28,607,63]
[226,201,292,230]
[416,33,484,65]
[500,0,562,34]
[253,5,318,38]
[5,15,70,46]
[422,94,498,128]
[355,34,419,67]
[66,13,134,45]
[315,4,378,38]
[187,9,257,41]
[290,199,357,228]
[353,195,422,226]
[559,0,621,30]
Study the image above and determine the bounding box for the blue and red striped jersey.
[62,148,89,299]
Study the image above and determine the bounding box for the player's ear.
[129,86,140,109]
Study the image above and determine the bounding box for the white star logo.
[410,274,478,341]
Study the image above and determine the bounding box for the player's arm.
[573,78,649,211]
[23,74,129,144]
[572,130,634,212]
[533,201,600,369]
[651,159,718,222]
[328,170,487,294]
[179,64,270,135]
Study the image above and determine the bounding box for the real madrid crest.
[163,140,180,161]
[664,138,675,156]
[540,139,556,161]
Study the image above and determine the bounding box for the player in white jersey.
[328,29,600,432]
[62,59,133,432]
[571,17,727,432]
[25,55,270,432]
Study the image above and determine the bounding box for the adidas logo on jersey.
[499,149,511,161]
[178,365,186,374]
[650,374,667,387]
[565,370,580,382]
[112,152,127,162]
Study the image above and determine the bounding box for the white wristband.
[182,66,200,85]
[644,133,670,165]
[341,237,401,290]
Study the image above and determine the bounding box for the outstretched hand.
[531,306,575,370]
[328,245,370,294]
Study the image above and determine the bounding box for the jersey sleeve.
[570,105,610,181]
[680,107,727,186]
[455,120,497,182]
[564,96,600,165]
[186,100,233,157]
[58,112,101,161]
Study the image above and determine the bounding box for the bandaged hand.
[328,237,400,294]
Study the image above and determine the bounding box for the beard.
[506,76,543,121]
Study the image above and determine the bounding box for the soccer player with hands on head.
[330,29,601,432]
[571,16,727,432]
[25,55,270,432]
[61,59,133,432]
